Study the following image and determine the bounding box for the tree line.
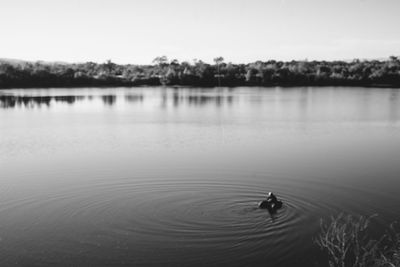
[1,56,400,88]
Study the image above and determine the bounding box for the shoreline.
[1,83,400,90]
[1,57,400,89]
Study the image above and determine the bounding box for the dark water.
[1,87,400,266]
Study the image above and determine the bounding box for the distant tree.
[389,56,399,62]
[164,67,179,85]
[103,59,116,75]
[170,59,179,66]
[214,57,224,86]
[245,67,257,83]
[152,56,168,67]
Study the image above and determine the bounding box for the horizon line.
[1,55,399,66]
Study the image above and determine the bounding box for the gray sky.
[1,0,400,64]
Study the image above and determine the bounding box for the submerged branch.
[316,213,399,267]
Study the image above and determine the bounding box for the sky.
[1,0,400,64]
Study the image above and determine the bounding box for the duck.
[258,192,283,212]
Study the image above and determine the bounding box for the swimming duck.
[258,192,283,211]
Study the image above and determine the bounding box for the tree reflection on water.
[0,95,86,109]
[0,89,238,109]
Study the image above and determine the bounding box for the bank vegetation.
[1,56,400,88]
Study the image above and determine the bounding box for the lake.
[1,86,400,266]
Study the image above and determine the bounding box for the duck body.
[258,200,283,212]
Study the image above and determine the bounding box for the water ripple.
[0,169,393,266]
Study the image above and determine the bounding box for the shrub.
[316,214,400,267]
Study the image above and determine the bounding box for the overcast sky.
[1,0,400,64]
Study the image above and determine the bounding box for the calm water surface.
[1,87,400,266]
